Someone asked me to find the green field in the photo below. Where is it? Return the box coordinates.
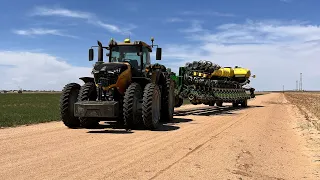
[0,91,268,128]
[0,93,61,127]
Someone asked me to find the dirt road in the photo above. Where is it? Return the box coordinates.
[1,93,319,180]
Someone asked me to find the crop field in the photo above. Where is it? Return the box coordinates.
[285,92,320,130]
[0,93,61,127]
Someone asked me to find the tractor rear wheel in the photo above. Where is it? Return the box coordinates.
[78,82,99,128]
[60,83,81,128]
[123,83,143,129]
[160,78,175,122]
[142,83,161,130]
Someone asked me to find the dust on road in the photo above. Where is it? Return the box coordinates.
[0,93,319,180]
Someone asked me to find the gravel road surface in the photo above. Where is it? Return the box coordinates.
[1,93,319,180]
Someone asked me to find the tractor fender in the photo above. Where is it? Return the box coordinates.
[79,77,95,83]
[151,70,167,86]
[131,77,151,89]
[151,70,161,84]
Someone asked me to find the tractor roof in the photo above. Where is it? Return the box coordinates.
[109,38,152,52]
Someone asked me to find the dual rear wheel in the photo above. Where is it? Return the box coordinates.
[59,82,100,129]
[123,79,175,130]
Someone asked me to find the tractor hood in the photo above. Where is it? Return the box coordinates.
[92,62,128,74]
[92,62,132,95]
[92,62,130,89]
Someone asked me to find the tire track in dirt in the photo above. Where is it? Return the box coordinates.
[148,113,249,180]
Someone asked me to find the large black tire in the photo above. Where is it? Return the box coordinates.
[78,82,99,128]
[240,99,248,107]
[216,101,223,107]
[160,78,175,122]
[123,83,143,129]
[174,97,183,107]
[142,83,161,130]
[60,83,81,128]
[209,101,215,106]
[232,101,239,107]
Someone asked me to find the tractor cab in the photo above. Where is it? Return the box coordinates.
[89,38,162,74]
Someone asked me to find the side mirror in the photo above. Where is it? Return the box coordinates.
[137,52,142,56]
[156,48,162,60]
[89,48,94,61]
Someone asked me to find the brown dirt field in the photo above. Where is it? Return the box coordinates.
[285,92,320,131]
[0,93,319,179]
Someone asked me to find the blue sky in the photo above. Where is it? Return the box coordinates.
[1,0,320,91]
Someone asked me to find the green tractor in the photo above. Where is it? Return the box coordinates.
[59,37,175,130]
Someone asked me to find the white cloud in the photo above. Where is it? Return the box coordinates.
[280,0,292,3]
[94,21,136,35]
[31,6,137,35]
[179,20,205,33]
[32,6,92,19]
[180,10,235,17]
[161,20,320,91]
[165,17,184,23]
[13,28,78,38]
[0,51,91,90]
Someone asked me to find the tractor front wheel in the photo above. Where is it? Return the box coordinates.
[123,83,143,129]
[142,83,161,130]
[78,82,99,128]
[60,83,81,128]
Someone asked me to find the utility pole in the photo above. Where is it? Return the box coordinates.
[296,80,298,91]
[283,85,284,93]
[301,73,303,91]
[299,73,302,91]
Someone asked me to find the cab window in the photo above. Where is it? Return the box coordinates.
[142,47,150,69]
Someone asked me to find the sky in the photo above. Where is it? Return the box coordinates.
[0,0,320,91]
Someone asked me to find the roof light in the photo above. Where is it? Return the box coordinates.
[124,38,130,43]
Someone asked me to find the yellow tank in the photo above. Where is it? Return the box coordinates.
[234,67,251,78]
[211,69,222,77]
[211,67,234,78]
[221,67,234,77]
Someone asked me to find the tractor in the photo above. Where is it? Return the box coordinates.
[59,37,175,130]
